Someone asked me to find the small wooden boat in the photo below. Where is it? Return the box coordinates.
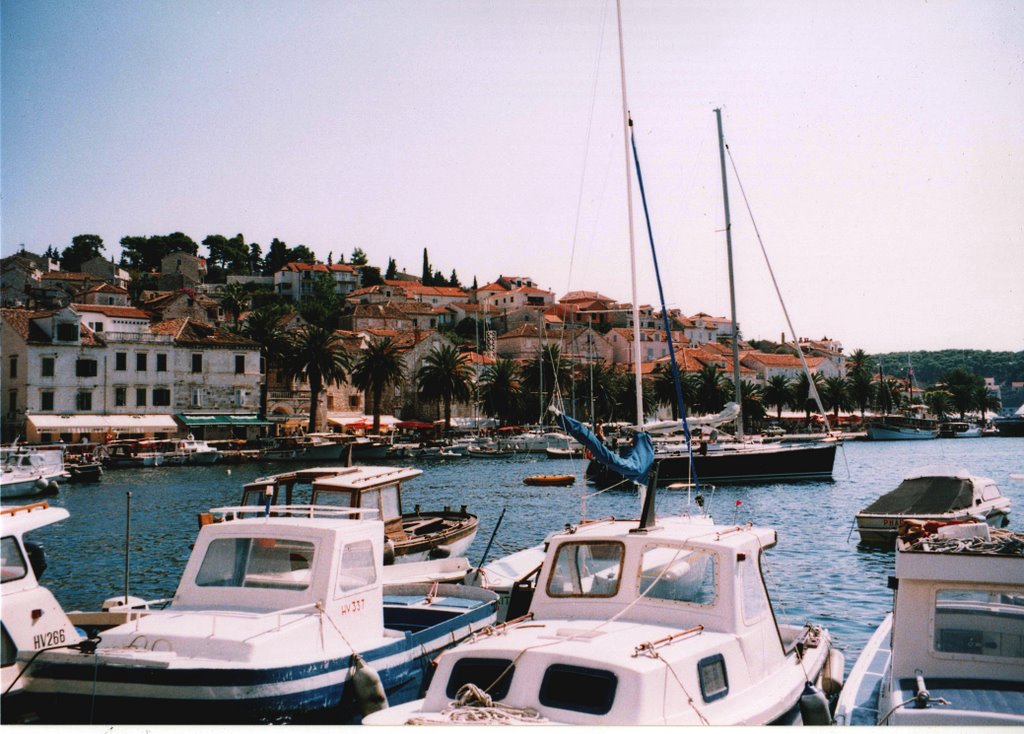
[466,446,513,458]
[523,474,575,486]
[237,466,479,563]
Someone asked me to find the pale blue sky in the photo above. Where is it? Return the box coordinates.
[3,1,1022,353]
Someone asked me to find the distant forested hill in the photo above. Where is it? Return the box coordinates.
[866,350,1024,386]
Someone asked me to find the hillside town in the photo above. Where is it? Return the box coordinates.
[0,244,1011,446]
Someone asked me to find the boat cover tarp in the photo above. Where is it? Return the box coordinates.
[551,409,653,484]
[860,476,975,515]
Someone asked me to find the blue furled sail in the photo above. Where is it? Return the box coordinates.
[551,408,653,484]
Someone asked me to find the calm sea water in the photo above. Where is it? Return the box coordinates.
[16,436,1024,674]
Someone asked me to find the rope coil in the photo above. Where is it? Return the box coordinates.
[407,683,548,725]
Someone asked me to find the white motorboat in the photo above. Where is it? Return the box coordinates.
[0,449,64,500]
[1,502,83,722]
[23,503,498,724]
[497,430,576,454]
[366,514,844,725]
[835,522,1024,726]
[938,421,983,438]
[854,466,1011,545]
[102,440,164,468]
[163,436,220,464]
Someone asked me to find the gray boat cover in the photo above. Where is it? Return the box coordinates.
[860,476,974,515]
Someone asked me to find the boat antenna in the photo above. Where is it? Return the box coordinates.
[123,491,132,606]
[715,109,745,439]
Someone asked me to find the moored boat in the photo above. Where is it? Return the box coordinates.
[259,434,346,462]
[866,414,939,440]
[366,514,844,725]
[834,522,1024,726]
[938,421,983,438]
[994,404,1024,437]
[854,465,1011,545]
[522,474,575,486]
[1,502,83,722]
[236,465,479,563]
[23,503,498,724]
[0,449,64,500]
[102,440,164,468]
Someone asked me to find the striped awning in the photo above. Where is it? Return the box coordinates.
[176,414,271,427]
[27,414,180,433]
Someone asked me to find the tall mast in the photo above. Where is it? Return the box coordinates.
[715,108,743,439]
[616,0,644,426]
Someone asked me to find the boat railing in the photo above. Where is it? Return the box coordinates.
[208,504,380,521]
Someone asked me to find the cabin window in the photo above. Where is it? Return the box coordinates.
[381,486,400,521]
[933,588,1024,660]
[0,537,28,584]
[336,539,376,594]
[739,551,769,623]
[195,537,314,590]
[362,488,382,518]
[446,658,515,701]
[638,545,716,606]
[546,541,624,598]
[538,664,617,715]
[697,654,729,702]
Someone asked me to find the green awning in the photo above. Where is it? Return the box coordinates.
[176,414,272,427]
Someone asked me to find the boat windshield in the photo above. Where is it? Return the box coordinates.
[0,537,28,583]
[547,541,624,598]
[638,545,716,605]
[934,588,1024,660]
[195,537,315,590]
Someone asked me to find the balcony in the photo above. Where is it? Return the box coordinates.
[102,331,175,344]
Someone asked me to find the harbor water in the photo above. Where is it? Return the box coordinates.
[16,436,1024,676]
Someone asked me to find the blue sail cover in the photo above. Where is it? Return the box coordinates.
[553,410,654,484]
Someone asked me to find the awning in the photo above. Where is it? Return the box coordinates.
[27,414,180,433]
[176,414,272,427]
[326,413,400,428]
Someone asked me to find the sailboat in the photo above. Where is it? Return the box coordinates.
[588,109,838,488]
[866,359,939,440]
[365,4,844,725]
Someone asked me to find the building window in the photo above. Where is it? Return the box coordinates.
[190,387,204,407]
[8,356,17,379]
[152,388,171,407]
[115,387,127,407]
[115,352,127,371]
[136,353,147,371]
[192,354,202,373]
[40,390,54,411]
[348,395,360,409]
[76,391,92,411]
[56,323,78,341]
[234,354,245,374]
[136,388,147,407]
[41,357,55,377]
[75,358,98,377]
[156,353,167,372]
[90,321,104,333]
[6,390,16,416]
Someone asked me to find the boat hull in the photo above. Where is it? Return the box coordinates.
[994,418,1024,437]
[0,475,58,500]
[586,441,837,486]
[866,425,938,440]
[24,595,496,725]
[855,507,1011,545]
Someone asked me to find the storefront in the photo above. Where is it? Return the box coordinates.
[175,414,272,442]
[26,414,181,444]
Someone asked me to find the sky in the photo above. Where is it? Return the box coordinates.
[3,0,1022,354]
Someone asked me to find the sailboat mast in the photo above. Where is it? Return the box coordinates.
[616,0,644,426]
[715,108,744,439]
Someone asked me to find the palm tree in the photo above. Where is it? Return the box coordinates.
[939,367,982,420]
[973,383,1001,424]
[821,376,852,419]
[793,372,826,422]
[694,364,730,415]
[416,344,475,432]
[848,369,874,418]
[241,305,291,421]
[925,388,953,420]
[578,362,622,424]
[763,375,793,421]
[651,363,698,421]
[220,282,250,325]
[846,348,870,378]
[284,325,352,433]
[478,358,523,427]
[735,380,767,433]
[351,337,405,433]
